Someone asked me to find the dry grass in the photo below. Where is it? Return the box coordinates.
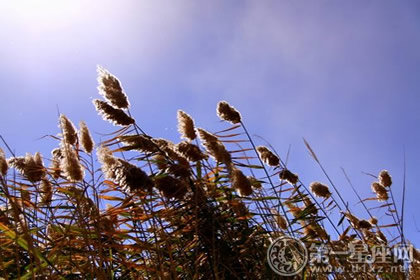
[0,67,417,279]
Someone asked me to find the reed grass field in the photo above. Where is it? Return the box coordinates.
[0,67,418,279]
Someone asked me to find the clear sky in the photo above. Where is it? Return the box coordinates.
[0,1,419,245]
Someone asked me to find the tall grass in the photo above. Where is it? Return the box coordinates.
[0,67,418,279]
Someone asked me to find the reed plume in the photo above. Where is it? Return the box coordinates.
[176,141,207,162]
[369,216,378,225]
[97,146,152,193]
[378,170,392,187]
[358,219,372,230]
[248,176,262,189]
[8,152,45,182]
[115,160,153,193]
[50,148,62,179]
[231,168,253,196]
[97,66,130,109]
[60,143,84,182]
[371,182,389,201]
[217,101,241,124]
[93,99,134,126]
[279,168,299,185]
[40,178,52,206]
[343,212,360,228]
[79,121,94,154]
[256,145,279,167]
[309,182,332,199]
[0,147,7,176]
[119,134,158,153]
[177,110,196,141]
[197,128,231,166]
[59,114,77,145]
[154,175,188,199]
[271,209,288,230]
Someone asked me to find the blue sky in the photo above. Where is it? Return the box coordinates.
[0,1,419,245]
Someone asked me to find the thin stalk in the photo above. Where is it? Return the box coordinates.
[240,121,294,237]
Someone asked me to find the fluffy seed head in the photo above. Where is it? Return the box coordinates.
[40,178,53,206]
[303,197,318,215]
[230,199,248,217]
[166,162,191,178]
[377,230,387,243]
[310,182,332,199]
[119,135,158,153]
[279,169,299,185]
[217,101,241,124]
[176,141,207,162]
[59,114,77,145]
[114,160,153,193]
[60,144,84,182]
[248,176,262,189]
[97,66,130,109]
[313,224,329,240]
[153,154,168,170]
[378,170,392,188]
[371,182,389,201]
[287,203,303,218]
[369,217,378,225]
[197,128,231,166]
[153,138,188,164]
[50,148,62,179]
[197,128,218,143]
[9,153,45,182]
[343,212,360,228]
[154,175,188,199]
[0,148,8,176]
[97,146,152,193]
[8,157,25,173]
[231,168,253,196]
[93,99,134,126]
[358,219,373,230]
[271,209,288,230]
[79,121,94,153]
[303,224,317,239]
[97,146,119,179]
[177,110,196,141]
[256,146,279,167]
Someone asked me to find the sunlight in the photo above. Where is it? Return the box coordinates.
[1,0,87,28]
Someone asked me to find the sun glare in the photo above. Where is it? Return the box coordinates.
[1,0,86,27]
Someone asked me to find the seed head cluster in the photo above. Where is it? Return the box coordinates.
[256,146,279,167]
[371,182,389,201]
[93,99,134,126]
[197,128,231,167]
[176,141,207,162]
[231,168,253,196]
[50,148,62,179]
[97,146,152,193]
[177,110,196,141]
[378,170,392,188]
[97,66,130,109]
[0,148,7,176]
[59,114,78,146]
[279,169,299,185]
[8,152,45,183]
[79,121,94,154]
[310,182,331,199]
[217,101,241,124]
[119,135,158,153]
[60,144,84,182]
[154,175,188,199]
